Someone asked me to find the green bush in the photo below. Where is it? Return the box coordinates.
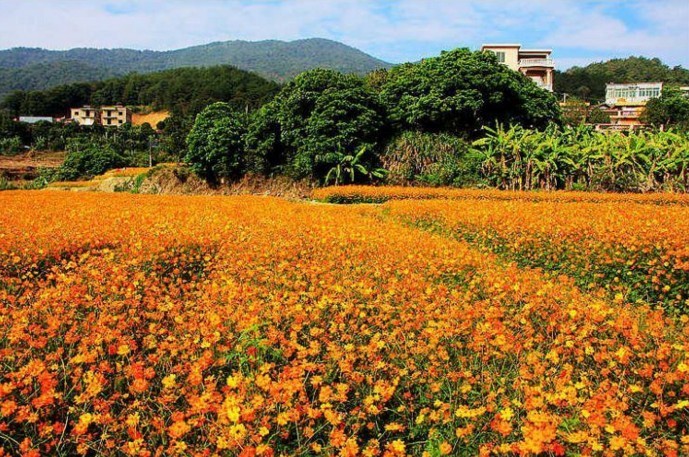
[381,132,483,187]
[0,136,22,155]
[58,145,128,181]
[0,175,18,191]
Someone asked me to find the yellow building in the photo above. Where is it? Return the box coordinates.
[70,105,132,127]
[481,44,555,91]
[100,105,132,127]
[70,106,99,126]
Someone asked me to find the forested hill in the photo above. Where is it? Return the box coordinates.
[1,65,280,118]
[554,56,689,101]
[0,39,391,99]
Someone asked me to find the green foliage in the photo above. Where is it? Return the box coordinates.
[0,109,30,145]
[0,39,391,99]
[642,87,689,129]
[156,111,194,161]
[246,69,387,181]
[185,102,247,183]
[324,147,387,185]
[586,107,611,124]
[0,175,18,191]
[113,173,147,194]
[471,124,689,192]
[381,131,483,187]
[40,124,160,180]
[58,144,127,181]
[0,136,22,155]
[560,98,589,126]
[554,57,689,101]
[2,66,279,118]
[244,103,285,175]
[380,48,561,136]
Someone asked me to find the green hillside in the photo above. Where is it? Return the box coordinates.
[1,65,280,117]
[554,56,689,101]
[0,39,391,99]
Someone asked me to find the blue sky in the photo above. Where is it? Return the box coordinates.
[1,0,688,69]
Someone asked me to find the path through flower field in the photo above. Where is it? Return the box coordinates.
[0,191,687,456]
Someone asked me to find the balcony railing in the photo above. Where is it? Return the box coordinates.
[519,58,554,68]
[610,112,642,119]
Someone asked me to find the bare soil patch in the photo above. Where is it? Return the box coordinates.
[0,151,65,179]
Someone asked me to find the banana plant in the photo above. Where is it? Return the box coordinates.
[324,147,387,185]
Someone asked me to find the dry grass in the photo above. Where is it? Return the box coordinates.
[131,111,170,127]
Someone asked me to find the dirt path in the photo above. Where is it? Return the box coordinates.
[0,151,65,179]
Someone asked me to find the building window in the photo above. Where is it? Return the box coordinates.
[494,51,506,63]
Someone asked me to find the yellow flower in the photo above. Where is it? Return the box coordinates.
[226,405,241,423]
[675,400,689,410]
[228,423,247,441]
[125,412,140,428]
[162,374,177,389]
[227,374,241,388]
[389,439,406,453]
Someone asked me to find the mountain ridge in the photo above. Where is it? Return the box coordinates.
[0,38,392,99]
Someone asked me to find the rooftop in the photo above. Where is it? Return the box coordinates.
[481,44,521,49]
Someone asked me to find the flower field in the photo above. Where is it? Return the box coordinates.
[312,185,689,205]
[385,198,689,313]
[0,190,688,456]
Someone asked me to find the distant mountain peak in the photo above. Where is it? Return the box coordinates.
[0,38,392,99]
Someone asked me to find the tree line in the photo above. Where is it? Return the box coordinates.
[0,65,280,118]
[3,48,689,194]
[186,48,560,184]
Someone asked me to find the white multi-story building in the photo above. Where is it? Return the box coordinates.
[605,82,662,106]
[481,44,555,91]
[602,82,663,128]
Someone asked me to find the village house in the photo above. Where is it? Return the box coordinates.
[100,105,132,127]
[598,82,663,130]
[70,106,100,126]
[481,44,555,91]
[70,105,131,127]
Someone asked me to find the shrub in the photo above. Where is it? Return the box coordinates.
[58,145,128,181]
[381,132,483,187]
[0,136,23,155]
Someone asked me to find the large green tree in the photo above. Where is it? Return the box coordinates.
[379,48,560,136]
[185,102,247,183]
[245,68,386,180]
[642,87,689,129]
